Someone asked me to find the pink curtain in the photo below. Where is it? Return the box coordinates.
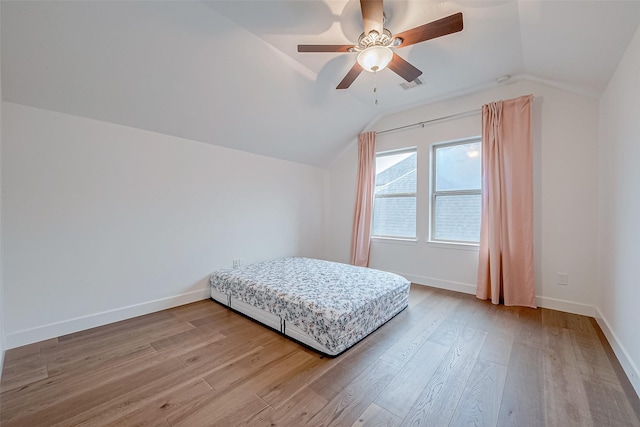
[350,131,376,267]
[476,95,536,307]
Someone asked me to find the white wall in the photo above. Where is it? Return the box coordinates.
[327,79,599,315]
[0,1,5,374]
[597,26,640,396]
[2,102,327,348]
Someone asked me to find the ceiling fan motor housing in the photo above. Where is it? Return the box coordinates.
[349,28,398,53]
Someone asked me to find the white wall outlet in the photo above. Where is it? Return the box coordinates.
[557,273,569,285]
[233,259,241,269]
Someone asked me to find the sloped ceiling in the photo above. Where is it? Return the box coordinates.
[2,1,640,167]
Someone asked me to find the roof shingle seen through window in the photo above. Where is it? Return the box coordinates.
[375,154,417,195]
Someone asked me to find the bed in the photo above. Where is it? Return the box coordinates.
[209,257,410,356]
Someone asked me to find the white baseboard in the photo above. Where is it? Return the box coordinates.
[535,296,596,317]
[0,346,4,381]
[5,289,211,349]
[394,271,477,295]
[400,272,597,317]
[594,308,640,399]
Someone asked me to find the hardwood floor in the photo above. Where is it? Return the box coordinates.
[1,285,639,426]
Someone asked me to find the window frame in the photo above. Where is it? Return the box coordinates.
[371,147,418,240]
[430,137,482,245]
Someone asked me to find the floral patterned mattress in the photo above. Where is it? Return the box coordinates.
[209,257,410,355]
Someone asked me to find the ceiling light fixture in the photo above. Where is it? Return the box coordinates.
[350,29,399,73]
[357,45,393,72]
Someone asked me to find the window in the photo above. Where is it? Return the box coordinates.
[372,149,417,239]
[431,138,482,243]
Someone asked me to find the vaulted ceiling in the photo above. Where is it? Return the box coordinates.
[2,1,640,167]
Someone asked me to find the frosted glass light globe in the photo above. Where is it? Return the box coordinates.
[357,46,393,72]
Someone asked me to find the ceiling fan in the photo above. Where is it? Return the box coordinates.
[297,0,463,89]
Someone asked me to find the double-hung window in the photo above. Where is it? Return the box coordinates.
[431,138,482,243]
[372,148,417,239]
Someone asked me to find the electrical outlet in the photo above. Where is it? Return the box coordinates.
[233,259,241,269]
[557,273,569,285]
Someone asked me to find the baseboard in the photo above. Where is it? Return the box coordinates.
[0,346,4,381]
[393,271,477,295]
[399,272,597,317]
[5,289,211,349]
[535,296,595,317]
[0,329,5,377]
[594,308,640,399]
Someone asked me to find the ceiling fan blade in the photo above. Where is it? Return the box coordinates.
[297,45,353,53]
[387,54,422,82]
[360,0,383,34]
[394,12,463,48]
[336,62,364,89]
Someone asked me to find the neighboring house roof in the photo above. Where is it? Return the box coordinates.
[376,155,417,195]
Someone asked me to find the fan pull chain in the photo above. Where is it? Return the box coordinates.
[373,69,378,105]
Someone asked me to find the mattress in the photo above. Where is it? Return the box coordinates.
[209,257,410,356]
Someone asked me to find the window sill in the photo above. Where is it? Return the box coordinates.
[427,240,480,251]
[371,237,418,246]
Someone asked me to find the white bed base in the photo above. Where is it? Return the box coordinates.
[211,288,337,356]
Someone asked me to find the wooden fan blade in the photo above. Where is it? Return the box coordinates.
[360,0,383,34]
[297,45,353,53]
[394,12,463,48]
[337,62,364,89]
[387,54,422,82]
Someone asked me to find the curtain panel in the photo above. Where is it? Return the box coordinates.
[476,95,536,307]
[350,131,376,267]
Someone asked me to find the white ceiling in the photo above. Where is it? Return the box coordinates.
[2,1,640,167]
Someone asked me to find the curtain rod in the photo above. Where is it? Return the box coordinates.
[376,108,481,136]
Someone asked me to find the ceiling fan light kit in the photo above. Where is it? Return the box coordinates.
[297,0,464,90]
[351,28,398,72]
[357,45,393,72]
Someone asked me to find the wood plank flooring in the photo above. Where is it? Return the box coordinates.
[1,285,639,426]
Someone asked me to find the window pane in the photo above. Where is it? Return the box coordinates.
[373,196,416,238]
[435,142,481,191]
[375,151,417,195]
[373,150,417,239]
[433,194,481,242]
